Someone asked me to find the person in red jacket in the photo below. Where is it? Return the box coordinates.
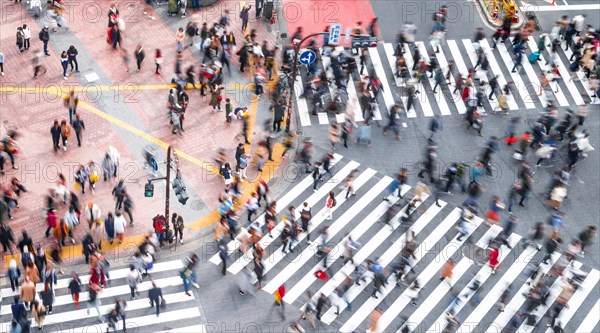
[44,209,57,237]
[488,243,500,274]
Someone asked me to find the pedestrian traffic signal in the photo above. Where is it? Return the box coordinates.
[351,34,378,49]
[144,182,154,197]
[172,176,189,205]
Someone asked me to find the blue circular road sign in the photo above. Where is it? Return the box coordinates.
[299,50,317,65]
[149,156,158,172]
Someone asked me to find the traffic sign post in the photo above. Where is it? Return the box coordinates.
[344,27,351,44]
[299,50,316,65]
[329,23,342,45]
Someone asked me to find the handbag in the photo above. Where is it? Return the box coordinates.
[161,299,167,308]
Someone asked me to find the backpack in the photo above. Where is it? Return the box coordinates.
[332,198,337,207]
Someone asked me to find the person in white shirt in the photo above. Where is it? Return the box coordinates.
[572,14,585,35]
[113,211,127,244]
[246,192,259,222]
[84,202,101,229]
[22,24,31,50]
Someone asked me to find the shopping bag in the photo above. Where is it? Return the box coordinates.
[314,269,329,281]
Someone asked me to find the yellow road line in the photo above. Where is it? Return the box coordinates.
[4,235,147,267]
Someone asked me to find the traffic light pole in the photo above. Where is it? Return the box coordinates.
[145,145,173,231]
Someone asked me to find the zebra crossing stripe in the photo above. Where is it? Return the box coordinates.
[543,40,586,105]
[345,74,365,122]
[456,234,535,333]
[377,214,485,332]
[462,39,490,86]
[322,203,452,326]
[69,307,201,332]
[433,42,467,114]
[515,37,551,108]
[1,259,185,297]
[262,172,389,294]
[284,186,414,304]
[339,204,460,332]
[226,159,359,274]
[417,41,451,116]
[1,276,183,316]
[562,35,598,101]
[209,154,343,265]
[295,75,312,126]
[515,262,584,332]
[401,44,435,118]
[542,269,599,333]
[526,37,571,107]
[42,292,195,326]
[282,185,411,304]
[368,47,395,116]
[477,40,520,110]
[390,215,488,331]
[382,43,416,118]
[486,250,563,331]
[576,299,600,333]
[495,42,538,109]
[427,230,518,333]
[318,112,329,125]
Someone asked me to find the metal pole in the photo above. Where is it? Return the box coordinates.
[284,32,359,133]
[165,145,171,229]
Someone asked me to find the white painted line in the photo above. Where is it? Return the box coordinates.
[562,36,598,102]
[428,230,519,333]
[322,203,453,326]
[402,122,407,127]
[495,42,538,109]
[383,43,416,118]
[368,47,394,116]
[433,41,467,114]
[461,39,490,86]
[262,171,388,294]
[295,74,312,127]
[486,251,562,332]
[285,186,414,304]
[402,44,434,118]
[209,154,343,265]
[70,307,201,332]
[526,36,570,107]
[532,4,600,11]
[85,72,99,83]
[225,159,359,274]
[340,204,460,332]
[42,292,195,326]
[1,259,184,298]
[317,112,329,125]
[456,235,535,333]
[542,40,586,105]
[417,41,452,116]
[576,299,600,333]
[345,75,365,122]
[542,269,599,333]
[2,277,183,315]
[335,113,346,123]
[516,262,583,331]
[478,39,520,110]
[379,217,487,332]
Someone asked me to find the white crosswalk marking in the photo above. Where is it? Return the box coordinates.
[433,41,467,114]
[477,39,520,110]
[200,155,595,332]
[317,112,329,124]
[462,39,490,85]
[576,299,600,333]
[543,269,599,333]
[209,154,343,265]
[295,72,312,126]
[262,171,388,294]
[226,160,359,274]
[368,47,394,116]
[345,74,365,122]
[543,41,586,105]
[382,43,416,118]
[526,36,571,107]
[486,251,562,332]
[428,230,519,333]
[562,36,598,102]
[417,41,452,116]
[321,200,449,325]
[495,42,538,109]
[402,44,435,117]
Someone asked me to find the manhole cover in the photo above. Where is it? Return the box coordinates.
[189,199,205,211]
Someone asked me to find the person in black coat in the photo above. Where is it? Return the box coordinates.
[148,281,164,316]
[50,120,61,152]
[272,99,285,132]
[134,45,145,72]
